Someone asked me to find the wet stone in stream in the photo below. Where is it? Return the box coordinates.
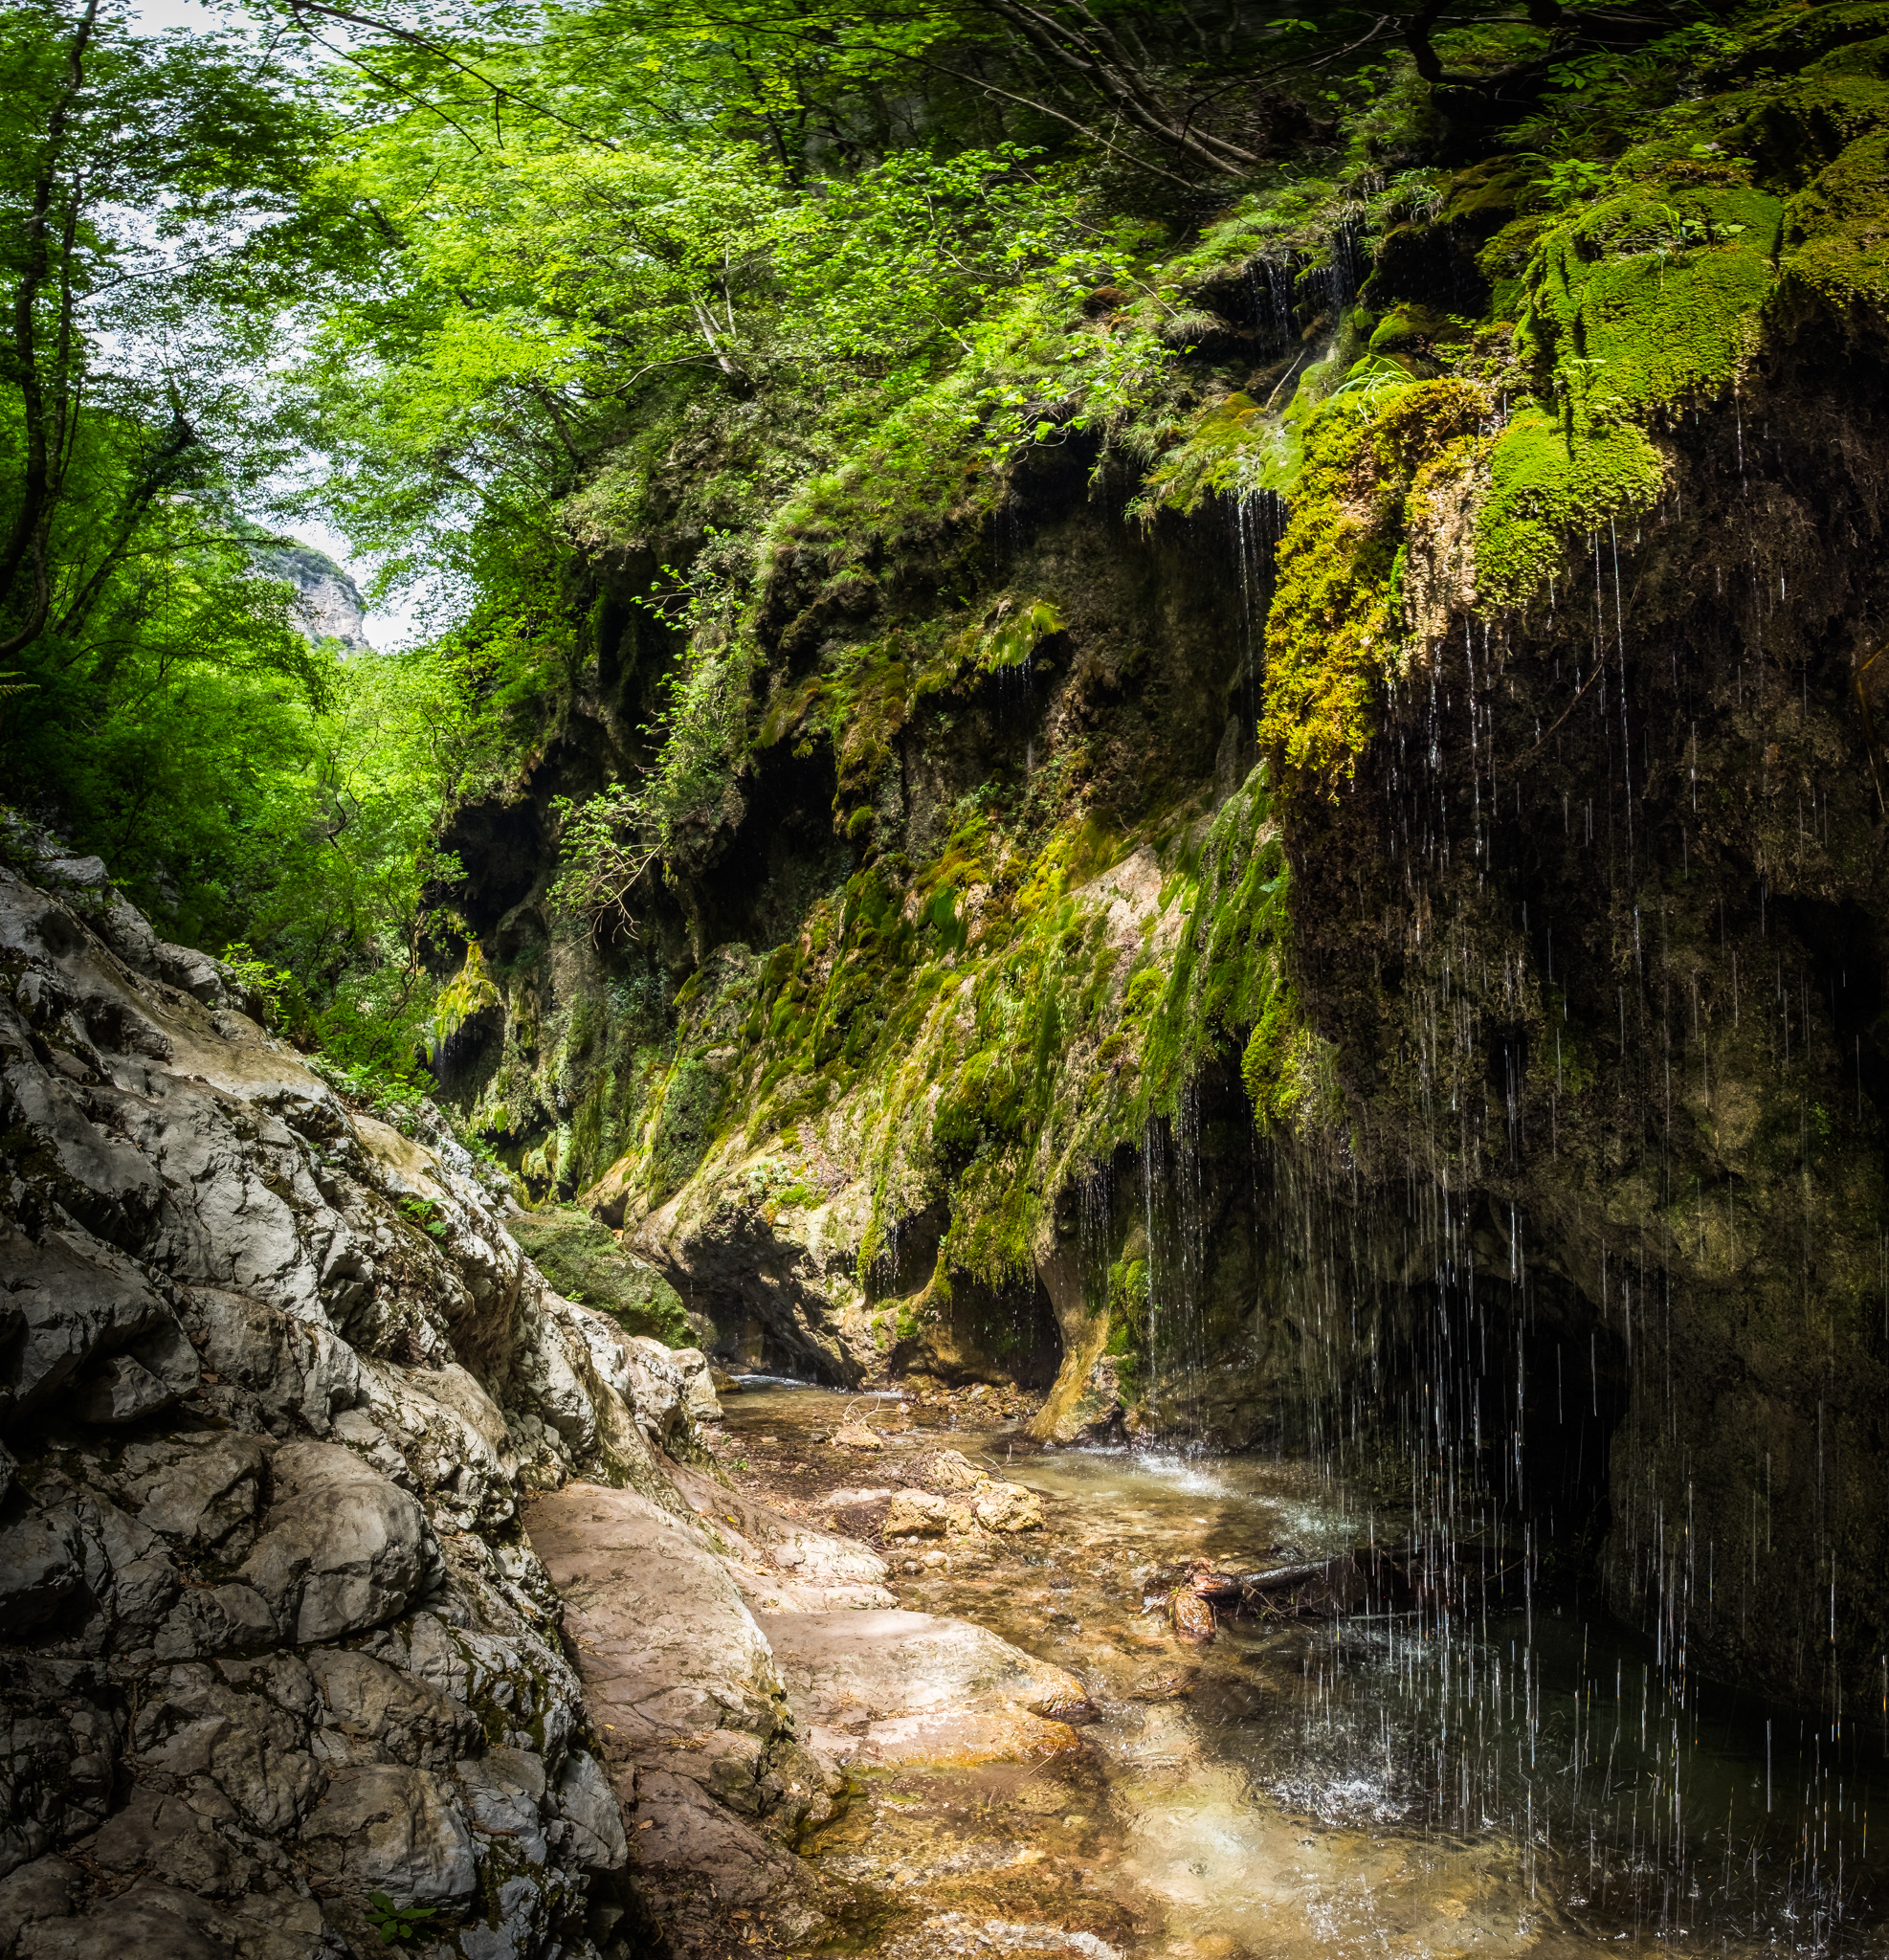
[712,1383,1889,1960]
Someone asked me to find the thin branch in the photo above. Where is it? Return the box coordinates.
[281,0,619,148]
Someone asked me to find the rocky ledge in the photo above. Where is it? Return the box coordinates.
[0,858,1091,1960]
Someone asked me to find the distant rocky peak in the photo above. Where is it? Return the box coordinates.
[246,532,373,657]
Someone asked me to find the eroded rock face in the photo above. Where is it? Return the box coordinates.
[0,863,710,1958]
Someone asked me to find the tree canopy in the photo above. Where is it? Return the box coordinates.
[0,0,1757,1102]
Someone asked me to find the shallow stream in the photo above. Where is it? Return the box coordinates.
[719,1385,1888,1960]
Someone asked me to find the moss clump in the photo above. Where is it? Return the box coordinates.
[1259,379,1491,784]
[1239,977,1335,1133]
[1780,127,1889,307]
[1367,303,1469,356]
[976,597,1064,674]
[430,943,498,1049]
[1475,409,1666,610]
[1521,177,1783,417]
[508,1205,693,1345]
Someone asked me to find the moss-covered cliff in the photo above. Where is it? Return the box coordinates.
[427,1,1889,1711]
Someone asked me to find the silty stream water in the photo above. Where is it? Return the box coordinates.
[717,1384,1888,1960]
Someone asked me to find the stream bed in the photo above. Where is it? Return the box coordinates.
[716,1384,1888,1960]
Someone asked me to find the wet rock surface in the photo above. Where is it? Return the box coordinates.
[0,866,693,1957]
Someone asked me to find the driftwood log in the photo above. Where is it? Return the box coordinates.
[1167,1549,1407,1640]
[1166,1541,1529,1640]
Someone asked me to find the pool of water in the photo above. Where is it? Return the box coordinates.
[718,1384,1889,1959]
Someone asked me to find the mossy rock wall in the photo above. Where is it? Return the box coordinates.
[1285,336,1889,1708]
[426,3,1889,1710]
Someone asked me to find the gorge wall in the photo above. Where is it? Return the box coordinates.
[423,1,1889,1726]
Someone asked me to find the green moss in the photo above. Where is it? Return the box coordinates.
[1476,410,1666,610]
[1780,127,1889,307]
[646,1055,726,1201]
[508,1205,693,1345]
[1367,304,1468,355]
[977,598,1064,673]
[1259,380,1490,783]
[1521,178,1784,418]
[1140,390,1270,511]
[429,942,497,1049]
[1545,992,1599,1099]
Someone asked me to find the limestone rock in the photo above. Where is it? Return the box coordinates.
[882,1489,965,1539]
[525,1483,821,1943]
[526,1481,788,1747]
[829,1423,883,1452]
[181,1290,362,1439]
[0,860,715,1956]
[122,1436,269,1559]
[152,1583,277,1661]
[0,1856,79,1949]
[551,1749,627,1870]
[239,1441,436,1643]
[0,1227,171,1420]
[91,1785,252,1898]
[971,1481,1043,1532]
[71,1351,172,1425]
[0,1659,123,1878]
[757,1610,1089,1767]
[917,1447,988,1493]
[363,1362,518,1530]
[305,1648,479,1770]
[672,1347,722,1424]
[666,1459,888,1589]
[299,1763,477,1906]
[14,1877,326,1960]
[0,1513,88,1635]
[129,1664,319,1836]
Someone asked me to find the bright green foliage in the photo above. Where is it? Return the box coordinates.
[366,1891,435,1948]
[978,600,1065,675]
[431,944,500,1049]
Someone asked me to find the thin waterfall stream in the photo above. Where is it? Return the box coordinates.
[716,1384,1889,1960]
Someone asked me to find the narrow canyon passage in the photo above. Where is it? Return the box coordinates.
[11,2,1889,1957]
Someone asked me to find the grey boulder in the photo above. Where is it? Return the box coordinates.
[240,1441,435,1643]
[123,1435,268,1560]
[298,1763,477,1906]
[0,1228,171,1420]
[305,1647,479,1769]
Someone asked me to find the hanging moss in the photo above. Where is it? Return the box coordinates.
[1259,380,1490,785]
[430,942,498,1048]
[1476,410,1666,611]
